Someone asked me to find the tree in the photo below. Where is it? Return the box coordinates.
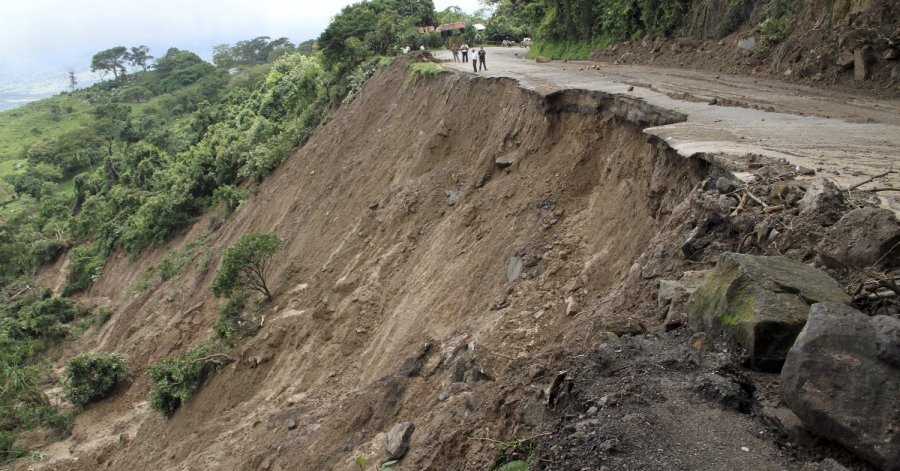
[128,45,154,71]
[90,47,129,79]
[67,70,77,91]
[211,231,283,300]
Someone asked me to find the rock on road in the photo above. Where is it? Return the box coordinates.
[437,47,900,211]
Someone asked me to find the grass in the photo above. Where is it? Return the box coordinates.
[407,62,448,77]
[0,94,90,163]
[405,62,451,86]
[526,38,617,60]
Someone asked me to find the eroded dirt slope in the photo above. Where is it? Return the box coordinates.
[13,58,717,470]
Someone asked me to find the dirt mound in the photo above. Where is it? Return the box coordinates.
[592,0,899,97]
[14,57,893,471]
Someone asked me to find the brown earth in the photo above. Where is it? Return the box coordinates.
[9,54,896,471]
[591,0,900,97]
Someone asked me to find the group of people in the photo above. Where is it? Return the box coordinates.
[450,44,487,72]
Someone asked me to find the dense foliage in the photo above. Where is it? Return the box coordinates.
[63,352,131,409]
[489,0,780,59]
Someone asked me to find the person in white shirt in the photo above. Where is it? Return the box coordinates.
[460,43,469,63]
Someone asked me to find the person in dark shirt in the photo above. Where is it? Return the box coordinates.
[478,47,487,71]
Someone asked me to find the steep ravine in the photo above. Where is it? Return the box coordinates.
[25,59,715,470]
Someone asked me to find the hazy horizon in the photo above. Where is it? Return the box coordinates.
[0,0,483,110]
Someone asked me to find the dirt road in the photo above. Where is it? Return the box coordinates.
[438,47,900,210]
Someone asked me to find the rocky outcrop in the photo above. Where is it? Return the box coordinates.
[817,207,900,268]
[687,252,850,371]
[781,303,899,471]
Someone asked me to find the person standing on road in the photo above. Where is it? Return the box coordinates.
[451,46,459,62]
[472,49,478,72]
[460,43,469,63]
[478,47,487,71]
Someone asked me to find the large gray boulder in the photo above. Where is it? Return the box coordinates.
[817,207,900,268]
[782,303,899,471]
[384,421,414,462]
[687,252,850,371]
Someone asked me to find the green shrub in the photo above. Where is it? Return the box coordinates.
[63,352,130,408]
[527,38,616,60]
[63,244,104,296]
[16,297,81,339]
[213,292,253,347]
[147,344,218,417]
[758,16,790,54]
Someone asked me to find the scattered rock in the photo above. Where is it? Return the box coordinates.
[687,252,851,371]
[384,422,415,461]
[286,418,298,430]
[565,296,580,316]
[718,195,737,212]
[817,207,900,268]
[770,180,807,206]
[664,292,688,331]
[797,178,843,216]
[885,48,898,60]
[535,56,551,63]
[598,438,619,453]
[657,279,684,307]
[795,165,816,176]
[818,458,851,471]
[288,283,309,295]
[522,398,546,426]
[507,256,524,282]
[853,47,871,81]
[715,177,738,194]
[694,371,753,412]
[495,154,516,168]
[737,37,757,51]
[760,406,818,447]
[445,190,460,206]
[836,48,855,68]
[689,332,712,351]
[782,303,899,471]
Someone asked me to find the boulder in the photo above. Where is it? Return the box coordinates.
[687,252,850,371]
[782,303,899,471]
[797,178,843,215]
[854,47,871,81]
[737,37,757,51]
[817,207,900,268]
[384,421,415,461]
[836,48,855,68]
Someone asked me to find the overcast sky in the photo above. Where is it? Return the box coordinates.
[0,0,483,79]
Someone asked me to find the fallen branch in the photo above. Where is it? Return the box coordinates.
[745,189,768,208]
[870,187,900,193]
[848,162,896,191]
[730,193,749,217]
[193,353,234,365]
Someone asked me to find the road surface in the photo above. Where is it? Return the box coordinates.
[436,47,900,210]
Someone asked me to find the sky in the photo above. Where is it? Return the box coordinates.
[0,0,484,80]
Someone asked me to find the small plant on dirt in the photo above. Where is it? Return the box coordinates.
[406,62,449,86]
[63,352,131,408]
[147,344,231,417]
[351,456,397,470]
[212,292,254,347]
[211,231,283,301]
[757,16,790,55]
